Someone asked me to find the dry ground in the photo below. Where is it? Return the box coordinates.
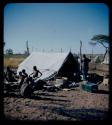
[3,55,109,121]
[4,82,109,121]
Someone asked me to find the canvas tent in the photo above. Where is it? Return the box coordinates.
[102,51,109,64]
[91,56,101,63]
[17,52,79,81]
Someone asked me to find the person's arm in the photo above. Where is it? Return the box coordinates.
[29,72,33,77]
[88,58,91,62]
[13,71,17,75]
[26,73,28,78]
[38,70,42,77]
[13,71,18,78]
[11,71,18,80]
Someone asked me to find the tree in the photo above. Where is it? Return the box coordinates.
[6,49,13,55]
[90,34,109,61]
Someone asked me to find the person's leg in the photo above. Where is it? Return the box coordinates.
[83,69,86,81]
[85,70,88,80]
[83,68,88,81]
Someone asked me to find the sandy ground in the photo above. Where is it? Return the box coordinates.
[4,82,109,121]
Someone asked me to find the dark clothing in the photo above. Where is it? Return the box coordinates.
[5,69,16,82]
[18,75,24,88]
[82,68,88,80]
[21,72,28,85]
[82,58,91,70]
[82,57,91,80]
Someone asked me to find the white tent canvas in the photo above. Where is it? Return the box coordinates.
[102,51,109,64]
[17,52,79,81]
[91,56,100,63]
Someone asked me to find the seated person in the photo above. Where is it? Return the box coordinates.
[30,66,42,80]
[18,73,32,87]
[21,69,28,77]
[21,69,28,83]
[5,66,17,82]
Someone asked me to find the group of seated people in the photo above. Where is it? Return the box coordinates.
[4,66,42,88]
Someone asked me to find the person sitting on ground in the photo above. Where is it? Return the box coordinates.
[22,69,28,78]
[21,69,28,83]
[5,66,17,82]
[81,54,91,81]
[30,66,42,81]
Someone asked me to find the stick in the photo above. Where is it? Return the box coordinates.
[80,40,82,73]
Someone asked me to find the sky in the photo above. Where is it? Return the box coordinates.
[4,3,109,54]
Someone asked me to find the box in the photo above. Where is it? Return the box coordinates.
[81,82,98,92]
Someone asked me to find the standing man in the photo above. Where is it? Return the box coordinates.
[82,54,91,81]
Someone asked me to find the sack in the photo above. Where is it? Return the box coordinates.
[20,83,32,97]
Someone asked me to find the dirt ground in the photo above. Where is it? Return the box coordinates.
[4,82,109,121]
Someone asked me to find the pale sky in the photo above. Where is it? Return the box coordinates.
[4,3,109,54]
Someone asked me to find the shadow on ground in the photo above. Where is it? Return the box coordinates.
[4,92,70,102]
[94,90,109,94]
[39,105,108,120]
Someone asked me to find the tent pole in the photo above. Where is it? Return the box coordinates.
[80,40,82,73]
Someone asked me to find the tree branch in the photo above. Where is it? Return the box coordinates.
[98,40,108,49]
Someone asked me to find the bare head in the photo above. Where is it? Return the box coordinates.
[83,54,86,58]
[7,66,10,71]
[33,66,37,70]
[19,71,22,75]
[22,69,26,73]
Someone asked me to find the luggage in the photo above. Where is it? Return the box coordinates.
[81,82,98,92]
